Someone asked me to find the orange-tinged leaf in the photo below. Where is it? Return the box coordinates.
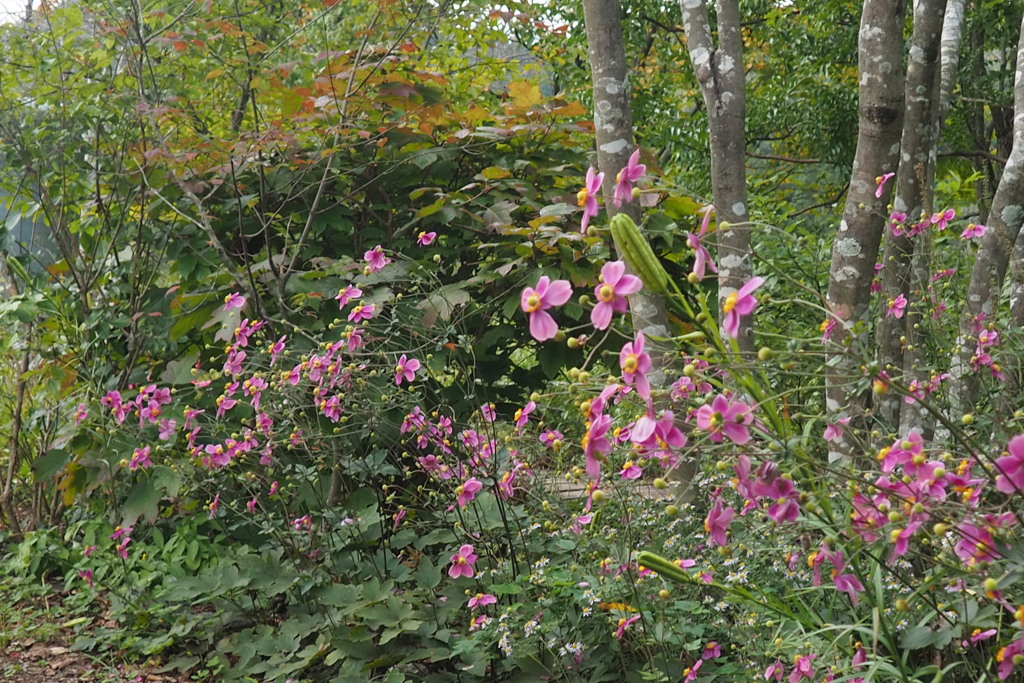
[205,69,225,81]
[172,40,188,51]
[323,0,339,6]
[551,101,587,118]
[508,80,542,109]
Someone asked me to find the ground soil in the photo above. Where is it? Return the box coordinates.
[0,589,180,683]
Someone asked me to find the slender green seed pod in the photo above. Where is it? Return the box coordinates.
[609,214,670,294]
[636,551,692,586]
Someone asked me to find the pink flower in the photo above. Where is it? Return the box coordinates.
[820,317,837,341]
[456,477,483,507]
[619,331,652,400]
[269,335,287,365]
[930,208,955,230]
[823,417,850,442]
[364,245,392,272]
[347,327,364,351]
[789,654,816,683]
[520,275,573,341]
[995,434,1024,494]
[514,401,536,430]
[417,231,437,246]
[874,172,895,198]
[886,293,907,318]
[224,349,246,375]
[336,285,362,308]
[129,446,152,470]
[613,148,646,207]
[722,276,764,339]
[73,403,88,425]
[961,223,986,239]
[78,569,94,587]
[704,497,734,546]
[613,614,640,639]
[468,593,496,610]
[687,205,718,281]
[765,660,785,681]
[583,414,613,480]
[997,636,1024,679]
[702,641,721,659]
[683,660,703,682]
[395,354,421,385]
[223,292,246,311]
[619,460,642,480]
[539,429,563,448]
[592,260,642,330]
[695,394,754,445]
[157,419,177,440]
[448,543,477,579]
[577,167,604,233]
[348,303,376,322]
[631,410,687,453]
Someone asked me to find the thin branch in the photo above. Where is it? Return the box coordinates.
[937,149,1008,165]
[787,183,849,218]
[746,151,822,164]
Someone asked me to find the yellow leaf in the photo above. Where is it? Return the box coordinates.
[551,101,587,118]
[508,80,543,109]
[205,69,225,81]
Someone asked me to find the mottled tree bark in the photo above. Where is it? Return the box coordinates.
[824,0,907,461]
[678,0,752,354]
[582,0,695,497]
[581,0,671,358]
[955,15,1024,415]
[875,0,947,433]
[988,16,1024,419]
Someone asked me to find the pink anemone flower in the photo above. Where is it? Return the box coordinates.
[577,167,605,234]
[521,276,573,341]
[722,276,764,338]
[613,148,646,207]
[619,331,652,400]
[591,260,642,329]
[448,544,477,578]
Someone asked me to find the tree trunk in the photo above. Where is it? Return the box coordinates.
[956,14,1024,416]
[875,0,948,433]
[679,0,752,353]
[582,0,695,497]
[824,0,907,461]
[989,16,1024,420]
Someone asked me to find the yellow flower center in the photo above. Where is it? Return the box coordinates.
[623,354,639,374]
[524,294,542,313]
[577,188,589,207]
[598,284,615,302]
[723,291,739,314]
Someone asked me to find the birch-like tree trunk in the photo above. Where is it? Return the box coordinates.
[581,0,671,357]
[678,0,752,353]
[824,0,907,460]
[956,14,1024,415]
[989,16,1024,419]
[582,0,694,500]
[874,0,948,433]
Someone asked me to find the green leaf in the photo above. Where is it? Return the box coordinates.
[33,448,72,481]
[414,557,441,590]
[900,626,936,650]
[122,477,161,525]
